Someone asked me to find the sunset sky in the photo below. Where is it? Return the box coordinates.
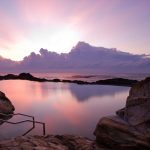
[0,0,150,61]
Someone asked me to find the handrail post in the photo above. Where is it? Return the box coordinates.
[43,123,46,135]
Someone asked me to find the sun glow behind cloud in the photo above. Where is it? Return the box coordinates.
[26,27,81,54]
[1,27,81,60]
[30,27,80,53]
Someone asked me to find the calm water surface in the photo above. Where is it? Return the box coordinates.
[0,80,129,140]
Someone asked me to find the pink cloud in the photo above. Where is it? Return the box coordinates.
[15,0,68,25]
[0,9,25,50]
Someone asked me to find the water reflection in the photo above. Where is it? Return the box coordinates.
[70,84,128,102]
[0,80,129,140]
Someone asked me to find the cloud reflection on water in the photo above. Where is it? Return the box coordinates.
[0,80,129,139]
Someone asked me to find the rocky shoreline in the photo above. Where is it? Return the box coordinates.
[0,73,137,87]
[0,77,150,149]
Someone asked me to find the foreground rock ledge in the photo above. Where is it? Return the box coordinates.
[0,135,95,150]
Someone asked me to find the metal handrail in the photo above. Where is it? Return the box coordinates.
[0,112,35,121]
[0,112,46,136]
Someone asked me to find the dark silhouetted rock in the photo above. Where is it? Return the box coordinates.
[72,80,89,85]
[0,91,14,114]
[0,72,138,86]
[18,73,48,82]
[94,116,150,150]
[51,79,61,82]
[18,73,34,80]
[116,108,125,119]
[0,91,15,125]
[95,78,137,87]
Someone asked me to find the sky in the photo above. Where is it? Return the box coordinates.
[0,0,150,61]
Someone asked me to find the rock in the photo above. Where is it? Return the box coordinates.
[116,108,125,119]
[0,91,15,124]
[94,116,150,150]
[0,91,15,114]
[18,73,34,79]
[94,77,150,149]
[127,77,150,100]
[95,78,137,87]
[0,135,95,150]
[125,98,150,126]
[3,74,17,80]
[117,77,150,134]
[0,72,138,86]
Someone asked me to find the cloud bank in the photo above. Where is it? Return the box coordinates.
[0,42,150,73]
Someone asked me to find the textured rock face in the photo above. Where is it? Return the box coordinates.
[124,77,150,134]
[0,91,15,114]
[127,77,150,100]
[94,116,150,150]
[0,135,95,150]
[125,98,150,126]
[116,77,150,133]
[94,77,150,150]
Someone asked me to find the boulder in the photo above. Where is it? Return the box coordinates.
[94,116,150,150]
[94,77,150,149]
[0,91,15,114]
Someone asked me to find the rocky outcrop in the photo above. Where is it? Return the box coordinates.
[117,77,150,134]
[125,77,150,127]
[95,78,137,87]
[0,91,14,114]
[94,77,150,150]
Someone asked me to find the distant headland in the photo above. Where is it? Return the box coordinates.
[0,72,138,87]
